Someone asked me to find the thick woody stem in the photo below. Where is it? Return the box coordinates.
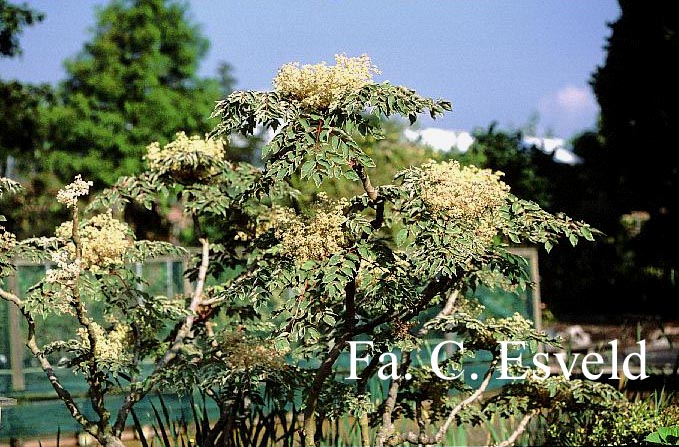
[302,342,346,447]
[302,274,358,446]
[352,162,385,229]
[353,163,378,201]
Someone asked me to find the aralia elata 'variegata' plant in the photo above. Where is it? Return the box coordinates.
[1,55,609,447]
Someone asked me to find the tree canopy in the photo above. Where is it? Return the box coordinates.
[0,0,43,57]
[590,0,679,312]
[44,0,221,186]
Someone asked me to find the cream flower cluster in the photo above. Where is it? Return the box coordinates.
[273,54,380,109]
[77,322,130,364]
[0,228,16,251]
[56,175,94,209]
[419,160,510,244]
[57,211,132,272]
[145,131,226,177]
[274,193,348,263]
[45,250,81,285]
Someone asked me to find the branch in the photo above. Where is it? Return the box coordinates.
[355,277,454,336]
[374,289,460,447]
[432,358,498,443]
[113,237,211,433]
[0,287,23,308]
[494,410,537,447]
[352,162,385,229]
[68,207,110,430]
[302,340,347,447]
[301,264,361,446]
[1,287,98,435]
[374,353,413,447]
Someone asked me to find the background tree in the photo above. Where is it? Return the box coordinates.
[0,0,43,57]
[44,0,221,187]
[590,0,679,313]
[0,2,63,238]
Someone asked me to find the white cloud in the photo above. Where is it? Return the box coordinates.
[538,85,599,137]
[404,127,457,152]
[556,85,593,110]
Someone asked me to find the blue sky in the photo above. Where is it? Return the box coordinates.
[0,1,621,139]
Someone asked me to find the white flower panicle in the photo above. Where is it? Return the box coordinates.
[77,322,130,364]
[56,175,94,208]
[273,54,380,109]
[270,193,349,263]
[419,160,510,244]
[419,161,510,219]
[56,211,132,272]
[45,250,81,285]
[145,131,226,178]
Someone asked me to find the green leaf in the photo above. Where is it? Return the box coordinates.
[568,234,578,247]
[307,327,320,340]
[396,228,408,246]
[344,170,360,182]
[300,260,316,270]
[580,226,594,241]
[544,241,553,253]
[274,338,290,352]
[322,314,336,326]
[300,160,316,179]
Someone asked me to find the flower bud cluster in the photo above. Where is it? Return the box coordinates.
[56,175,94,208]
[273,54,380,109]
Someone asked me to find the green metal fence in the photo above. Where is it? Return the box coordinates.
[0,248,541,441]
[1,257,191,393]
